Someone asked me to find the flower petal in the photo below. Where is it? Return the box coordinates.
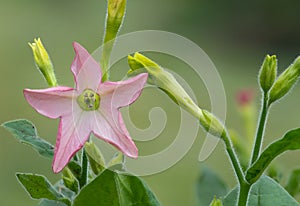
[52,108,92,173]
[92,110,138,158]
[71,42,91,76]
[99,73,148,108]
[71,42,102,92]
[23,86,75,119]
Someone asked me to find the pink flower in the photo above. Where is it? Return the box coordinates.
[24,43,148,173]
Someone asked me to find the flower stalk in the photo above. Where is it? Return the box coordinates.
[250,93,269,164]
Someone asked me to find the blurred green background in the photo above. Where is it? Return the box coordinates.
[1,0,300,205]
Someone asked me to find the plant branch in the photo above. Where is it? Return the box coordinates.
[250,93,269,165]
[222,132,245,185]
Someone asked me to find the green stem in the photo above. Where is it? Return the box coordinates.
[237,181,251,206]
[222,133,245,185]
[250,93,269,164]
[222,132,252,205]
[79,148,89,188]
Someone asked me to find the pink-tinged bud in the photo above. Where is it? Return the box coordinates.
[236,89,255,107]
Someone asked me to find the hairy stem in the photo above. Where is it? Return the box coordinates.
[250,93,269,164]
[222,133,245,185]
[222,132,252,205]
[79,148,89,188]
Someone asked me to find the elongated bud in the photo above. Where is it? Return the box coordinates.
[128,53,202,119]
[101,0,127,81]
[259,55,277,93]
[128,53,227,139]
[84,142,105,175]
[106,0,126,40]
[269,56,300,104]
[62,168,79,193]
[29,38,57,87]
[199,110,226,138]
[108,0,126,22]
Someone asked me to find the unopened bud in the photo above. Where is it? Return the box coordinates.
[101,0,127,81]
[62,168,79,193]
[209,196,223,206]
[199,110,226,138]
[128,52,202,119]
[84,142,105,175]
[259,55,277,93]
[269,56,300,104]
[29,38,57,87]
[108,0,126,22]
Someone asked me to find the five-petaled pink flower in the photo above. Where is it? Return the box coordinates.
[24,43,148,173]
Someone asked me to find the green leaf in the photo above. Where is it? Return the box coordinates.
[223,176,299,206]
[285,168,300,197]
[73,169,161,206]
[197,167,228,206]
[2,119,54,159]
[84,142,106,175]
[16,173,70,206]
[246,128,300,183]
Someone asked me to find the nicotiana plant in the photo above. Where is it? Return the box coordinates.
[2,0,300,206]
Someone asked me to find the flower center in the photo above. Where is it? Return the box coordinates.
[77,89,100,111]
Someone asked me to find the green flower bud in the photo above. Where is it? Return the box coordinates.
[259,55,277,93]
[199,110,226,138]
[128,53,202,119]
[84,142,105,175]
[29,38,57,87]
[128,53,228,139]
[62,167,79,193]
[101,0,127,81]
[269,56,300,104]
[209,196,223,206]
[108,0,126,22]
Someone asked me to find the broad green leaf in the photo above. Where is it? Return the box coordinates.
[2,119,54,159]
[246,128,300,183]
[73,169,161,206]
[84,142,105,175]
[16,173,70,206]
[285,168,300,197]
[197,167,228,206]
[223,176,299,206]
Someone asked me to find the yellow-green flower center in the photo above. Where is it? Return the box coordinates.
[77,89,100,111]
